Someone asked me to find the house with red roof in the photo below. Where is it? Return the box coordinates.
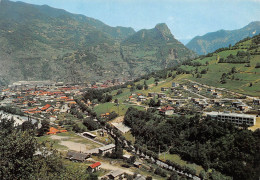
[41,104,52,111]
[47,127,67,135]
[87,162,101,173]
[159,105,174,116]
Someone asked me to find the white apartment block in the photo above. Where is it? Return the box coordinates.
[206,111,256,126]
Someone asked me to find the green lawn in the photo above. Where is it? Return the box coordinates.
[94,102,145,116]
[62,159,109,178]
[178,54,260,97]
[123,131,135,143]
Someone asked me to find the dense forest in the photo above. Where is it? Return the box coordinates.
[124,107,260,180]
[0,118,98,180]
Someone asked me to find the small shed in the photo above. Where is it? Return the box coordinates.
[67,151,89,162]
[107,170,125,180]
[87,162,101,173]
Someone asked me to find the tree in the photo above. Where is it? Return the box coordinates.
[0,118,64,179]
[116,90,123,95]
[146,176,153,180]
[149,99,156,107]
[231,67,237,74]
[21,120,35,132]
[38,119,50,136]
[199,170,207,180]
[144,81,148,90]
[201,69,207,74]
[255,62,260,68]
[127,156,136,164]
[87,173,98,180]
[112,139,123,159]
[156,100,161,107]
[168,171,178,180]
[136,84,143,90]
[130,85,135,92]
[220,73,227,84]
[72,123,82,133]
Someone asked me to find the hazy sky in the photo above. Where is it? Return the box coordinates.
[11,0,260,44]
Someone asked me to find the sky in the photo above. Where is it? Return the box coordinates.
[10,0,260,44]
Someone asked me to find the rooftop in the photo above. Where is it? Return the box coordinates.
[99,144,115,151]
[206,111,256,118]
[89,162,101,169]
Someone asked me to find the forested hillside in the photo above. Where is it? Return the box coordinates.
[0,0,196,85]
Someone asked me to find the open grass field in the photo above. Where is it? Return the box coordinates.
[94,102,145,116]
[37,131,102,152]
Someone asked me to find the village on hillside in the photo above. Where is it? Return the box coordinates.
[1,76,260,179]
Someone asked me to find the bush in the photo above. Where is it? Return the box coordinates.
[255,62,260,68]
[116,90,123,95]
[154,167,167,177]
[83,118,99,131]
[121,164,130,168]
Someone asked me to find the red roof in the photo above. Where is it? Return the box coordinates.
[47,127,67,135]
[160,105,174,112]
[89,162,101,169]
[41,104,51,111]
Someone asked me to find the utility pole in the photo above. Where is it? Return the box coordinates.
[117,102,119,115]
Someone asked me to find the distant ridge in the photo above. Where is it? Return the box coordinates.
[186,21,260,55]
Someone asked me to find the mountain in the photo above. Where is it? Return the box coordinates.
[120,23,197,76]
[0,0,196,85]
[186,21,260,55]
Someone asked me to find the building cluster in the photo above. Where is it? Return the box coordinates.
[124,81,259,128]
[0,83,83,117]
